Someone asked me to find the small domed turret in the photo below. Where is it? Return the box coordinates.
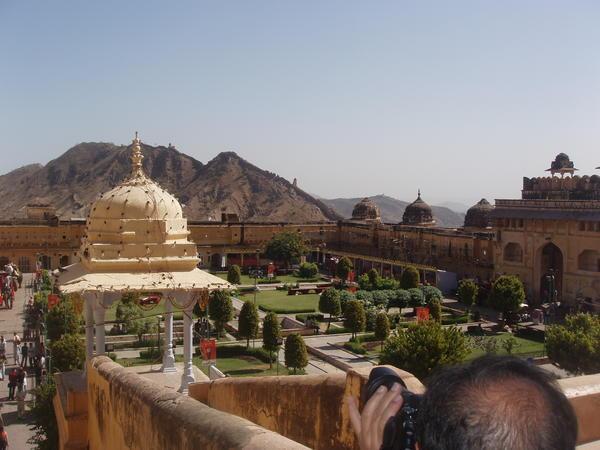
[464,198,494,228]
[402,190,435,226]
[546,153,577,177]
[351,197,381,222]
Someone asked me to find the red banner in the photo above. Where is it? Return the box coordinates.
[48,294,60,310]
[200,339,217,362]
[416,306,430,322]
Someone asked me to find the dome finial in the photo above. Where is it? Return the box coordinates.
[418,189,421,198]
[130,132,145,178]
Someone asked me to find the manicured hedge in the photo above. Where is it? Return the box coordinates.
[343,341,367,354]
[216,344,276,363]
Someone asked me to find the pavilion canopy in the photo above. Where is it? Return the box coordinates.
[56,262,230,294]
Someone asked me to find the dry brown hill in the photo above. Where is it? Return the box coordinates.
[0,142,340,223]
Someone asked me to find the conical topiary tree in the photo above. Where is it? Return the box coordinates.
[238,300,259,348]
[319,288,341,331]
[400,266,420,289]
[227,264,242,285]
[284,333,308,374]
[262,312,281,369]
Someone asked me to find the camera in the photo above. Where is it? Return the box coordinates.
[363,366,422,450]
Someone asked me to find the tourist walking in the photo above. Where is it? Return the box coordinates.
[12,333,20,365]
[7,369,17,401]
[16,383,26,419]
[28,343,33,368]
[0,337,5,381]
[20,343,28,369]
[0,423,8,449]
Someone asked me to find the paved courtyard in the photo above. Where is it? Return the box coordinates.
[0,274,36,449]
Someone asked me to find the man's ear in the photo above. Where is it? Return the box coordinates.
[415,443,420,450]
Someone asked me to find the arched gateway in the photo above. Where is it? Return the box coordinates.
[56,133,230,393]
[539,242,563,303]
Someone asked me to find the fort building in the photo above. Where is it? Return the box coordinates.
[0,154,598,311]
[493,154,600,310]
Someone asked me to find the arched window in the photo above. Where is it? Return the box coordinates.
[504,243,523,263]
[578,250,600,272]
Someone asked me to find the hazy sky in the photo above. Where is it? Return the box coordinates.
[1,1,599,206]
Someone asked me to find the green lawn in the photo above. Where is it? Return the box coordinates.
[104,301,186,322]
[214,272,324,285]
[239,289,319,314]
[466,332,545,360]
[352,332,545,360]
[116,353,288,377]
[198,356,287,377]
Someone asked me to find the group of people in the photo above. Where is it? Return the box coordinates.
[0,331,47,425]
[0,263,21,310]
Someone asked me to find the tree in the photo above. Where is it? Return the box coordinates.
[284,333,308,374]
[227,264,242,284]
[339,290,355,316]
[264,231,307,267]
[28,378,59,450]
[421,285,442,303]
[128,317,157,343]
[336,257,354,283]
[375,312,390,350]
[489,275,525,317]
[380,321,469,379]
[367,268,379,289]
[428,299,442,322]
[400,266,420,289]
[344,300,366,339]
[238,301,259,348]
[408,288,425,308]
[457,279,478,315]
[319,288,341,331]
[262,312,281,369]
[46,297,80,341]
[50,333,86,372]
[298,262,318,279]
[546,313,600,375]
[388,289,410,311]
[209,290,234,337]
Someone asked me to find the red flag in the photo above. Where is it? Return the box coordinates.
[416,306,430,322]
[48,294,60,310]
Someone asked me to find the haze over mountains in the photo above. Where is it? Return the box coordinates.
[0,142,464,226]
[321,195,465,228]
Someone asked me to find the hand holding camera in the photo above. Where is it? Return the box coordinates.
[346,367,421,450]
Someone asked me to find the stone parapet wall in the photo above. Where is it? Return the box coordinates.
[86,356,308,450]
[189,366,424,450]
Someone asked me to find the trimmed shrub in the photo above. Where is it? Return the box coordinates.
[400,266,420,289]
[298,262,319,279]
[227,265,242,284]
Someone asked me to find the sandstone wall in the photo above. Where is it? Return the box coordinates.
[189,366,424,450]
[86,356,308,450]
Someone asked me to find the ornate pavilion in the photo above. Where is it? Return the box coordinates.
[56,133,229,392]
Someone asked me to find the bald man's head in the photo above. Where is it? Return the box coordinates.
[417,356,577,450]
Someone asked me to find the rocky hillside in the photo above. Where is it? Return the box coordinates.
[322,194,465,228]
[0,143,340,223]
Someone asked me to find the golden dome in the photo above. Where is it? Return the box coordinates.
[80,133,199,273]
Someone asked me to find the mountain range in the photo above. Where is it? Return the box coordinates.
[0,142,465,226]
[0,143,339,222]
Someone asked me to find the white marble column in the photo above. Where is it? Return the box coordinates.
[93,299,106,356]
[84,294,95,362]
[162,298,176,373]
[179,299,195,393]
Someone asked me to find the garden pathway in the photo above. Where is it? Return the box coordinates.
[0,274,36,449]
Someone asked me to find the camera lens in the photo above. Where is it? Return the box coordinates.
[363,366,407,404]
